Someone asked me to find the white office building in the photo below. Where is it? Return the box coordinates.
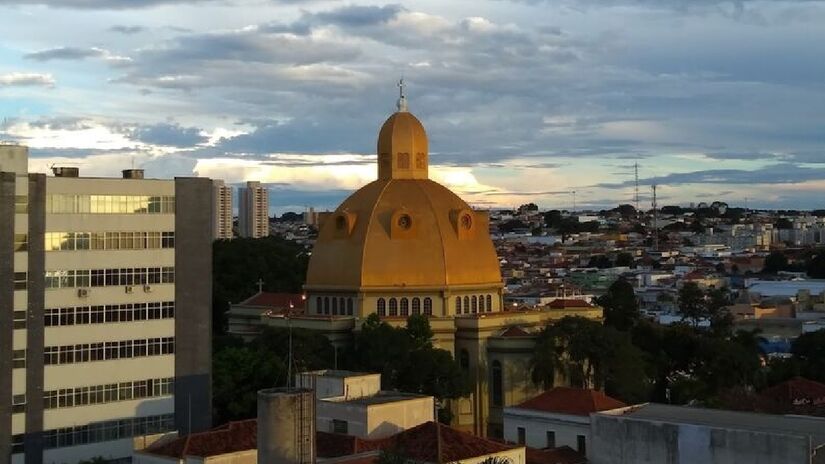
[1,145,212,464]
[238,181,268,238]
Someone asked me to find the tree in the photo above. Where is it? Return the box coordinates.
[775,217,793,229]
[706,287,734,337]
[213,342,286,424]
[615,204,637,218]
[406,314,434,349]
[763,251,789,274]
[587,255,612,269]
[598,278,639,332]
[791,330,825,383]
[806,251,825,278]
[615,252,634,267]
[678,282,707,327]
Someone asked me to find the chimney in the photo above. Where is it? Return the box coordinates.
[52,166,79,177]
[122,169,144,179]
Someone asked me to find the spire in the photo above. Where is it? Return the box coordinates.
[396,78,408,112]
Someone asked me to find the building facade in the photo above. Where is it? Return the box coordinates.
[211,180,233,240]
[1,145,212,464]
[238,181,268,238]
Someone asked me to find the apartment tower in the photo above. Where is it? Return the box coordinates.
[211,180,233,240]
[238,181,268,238]
[0,145,212,464]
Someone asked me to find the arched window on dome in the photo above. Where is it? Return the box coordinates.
[463,296,470,314]
[471,296,478,314]
[486,295,493,312]
[324,297,330,315]
[377,298,386,317]
[478,295,485,312]
[332,297,338,315]
[389,298,398,316]
[455,297,462,314]
[412,298,421,315]
[400,298,409,316]
[423,298,432,316]
[347,298,354,316]
[316,297,322,315]
[491,360,503,407]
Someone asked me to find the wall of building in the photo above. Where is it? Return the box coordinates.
[589,414,812,464]
[365,397,434,439]
[502,409,589,452]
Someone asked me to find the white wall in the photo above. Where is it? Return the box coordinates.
[503,408,590,453]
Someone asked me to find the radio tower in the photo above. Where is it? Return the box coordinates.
[634,162,640,213]
[652,184,659,252]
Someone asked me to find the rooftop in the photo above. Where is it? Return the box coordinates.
[513,387,626,416]
[609,403,825,446]
[237,291,306,309]
[327,391,429,406]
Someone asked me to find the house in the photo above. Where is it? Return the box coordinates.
[503,387,626,457]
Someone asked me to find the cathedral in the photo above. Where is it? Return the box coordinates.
[261,85,602,437]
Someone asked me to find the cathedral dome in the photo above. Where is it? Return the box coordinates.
[305,93,502,292]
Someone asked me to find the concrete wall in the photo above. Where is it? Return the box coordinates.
[297,372,380,400]
[0,171,15,464]
[503,408,589,453]
[315,395,434,439]
[589,414,812,464]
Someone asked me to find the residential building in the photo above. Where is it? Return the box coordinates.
[589,403,825,464]
[503,387,626,458]
[211,180,233,240]
[238,181,268,238]
[1,145,212,464]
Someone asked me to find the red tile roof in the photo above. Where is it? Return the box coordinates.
[239,292,305,309]
[547,299,592,309]
[367,422,516,463]
[146,419,257,458]
[526,446,587,464]
[515,387,626,416]
[760,377,825,408]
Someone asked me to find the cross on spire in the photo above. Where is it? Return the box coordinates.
[256,278,264,293]
[396,78,408,112]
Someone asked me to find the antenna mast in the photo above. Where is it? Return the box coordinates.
[652,184,659,252]
[634,162,640,213]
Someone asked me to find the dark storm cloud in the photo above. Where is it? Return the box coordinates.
[595,163,825,188]
[25,47,104,61]
[130,123,208,147]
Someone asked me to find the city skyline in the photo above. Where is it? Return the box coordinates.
[2,0,825,212]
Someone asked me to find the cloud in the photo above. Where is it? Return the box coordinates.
[3,0,217,9]
[312,4,405,27]
[130,123,208,148]
[595,163,825,188]
[109,25,145,34]
[0,72,55,87]
[25,46,105,61]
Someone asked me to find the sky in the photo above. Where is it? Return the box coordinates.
[1,0,824,214]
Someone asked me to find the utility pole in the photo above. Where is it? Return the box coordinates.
[652,184,659,252]
[634,162,640,213]
[571,190,577,213]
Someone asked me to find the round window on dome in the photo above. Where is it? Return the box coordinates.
[397,214,412,230]
[460,214,473,230]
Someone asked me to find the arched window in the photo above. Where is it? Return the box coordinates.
[423,298,432,316]
[400,298,409,316]
[463,296,470,314]
[455,296,462,314]
[316,297,322,315]
[339,297,345,315]
[347,298,354,316]
[486,295,493,312]
[459,349,470,372]
[491,360,503,407]
[478,295,485,312]
[471,296,478,313]
[324,297,330,315]
[389,298,398,316]
[332,297,338,315]
[412,297,421,315]
[377,298,386,316]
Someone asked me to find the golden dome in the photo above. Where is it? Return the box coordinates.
[305,105,502,291]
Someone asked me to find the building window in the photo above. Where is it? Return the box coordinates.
[478,295,485,312]
[546,431,556,448]
[44,377,173,410]
[332,419,348,434]
[377,298,386,316]
[15,195,27,214]
[517,427,526,445]
[332,297,338,315]
[14,272,27,290]
[316,297,322,315]
[423,298,432,316]
[412,297,421,315]
[42,414,174,449]
[46,194,175,215]
[400,298,409,316]
[347,298,354,316]
[13,311,26,329]
[577,435,586,455]
[44,338,174,366]
[14,233,27,252]
[12,394,26,414]
[389,298,398,316]
[455,297,462,314]
[471,296,478,313]
[13,349,25,369]
[324,297,330,315]
[11,434,24,454]
[491,360,503,407]
[486,295,493,312]
[463,296,470,314]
